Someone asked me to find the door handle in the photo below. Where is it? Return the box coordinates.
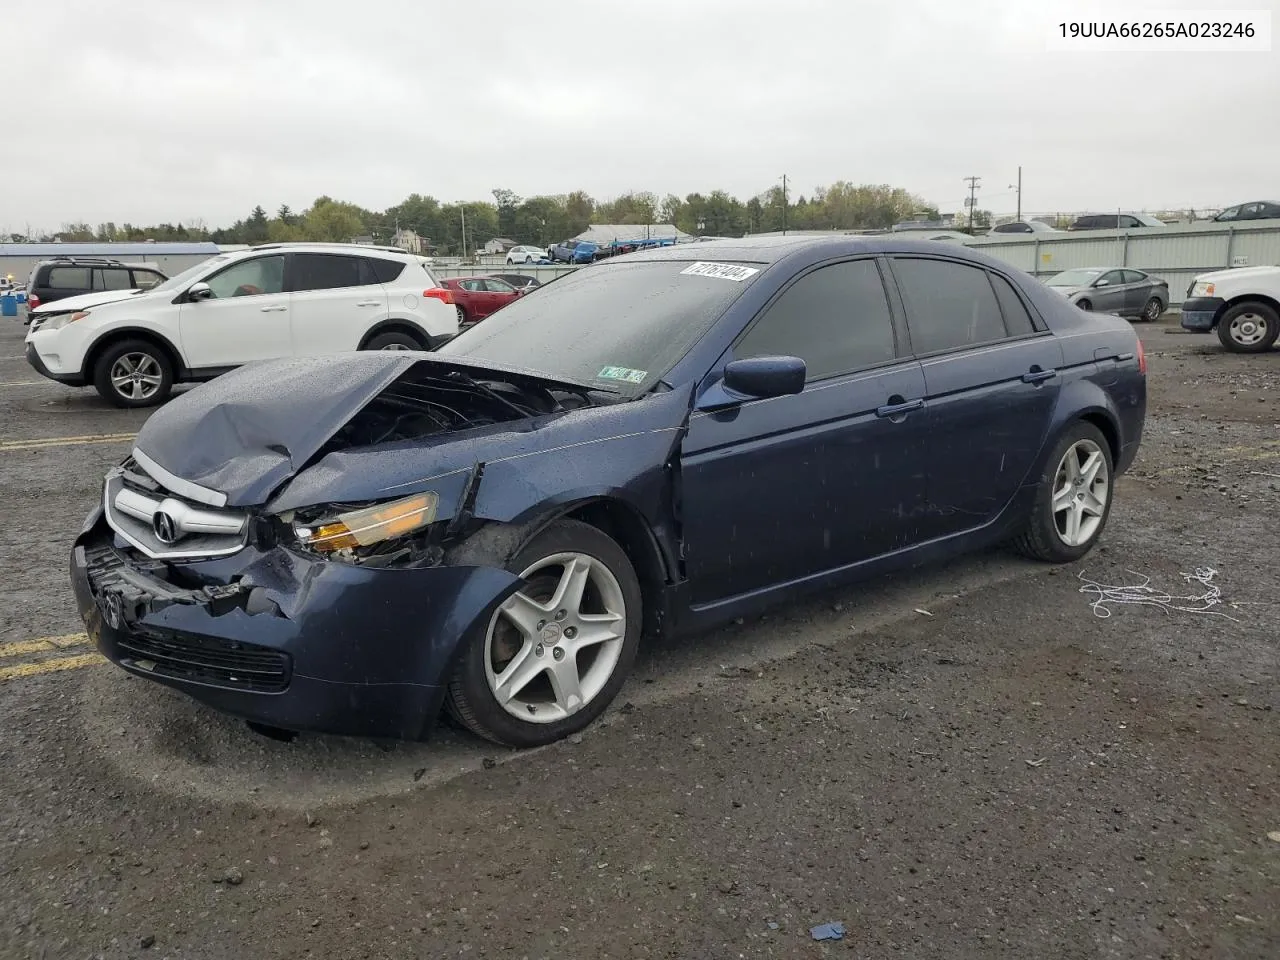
[875,397,924,418]
[1022,367,1057,384]
[355,300,381,307]
[260,305,287,312]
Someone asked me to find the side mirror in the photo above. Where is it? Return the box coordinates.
[187,282,213,302]
[724,356,806,399]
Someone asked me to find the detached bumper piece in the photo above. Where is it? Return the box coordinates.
[71,511,522,741]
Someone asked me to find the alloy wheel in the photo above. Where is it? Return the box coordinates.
[483,552,627,723]
[109,353,163,401]
[1143,298,1161,321]
[378,342,411,351]
[1052,438,1109,547]
[1226,312,1269,347]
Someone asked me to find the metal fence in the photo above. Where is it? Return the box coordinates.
[966,220,1280,304]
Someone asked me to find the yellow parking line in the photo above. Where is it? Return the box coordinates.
[0,633,88,658]
[0,433,135,452]
[0,653,104,682]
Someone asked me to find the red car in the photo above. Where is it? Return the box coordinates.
[443,276,525,325]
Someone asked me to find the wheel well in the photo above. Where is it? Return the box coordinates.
[358,320,428,350]
[561,499,670,639]
[1079,412,1120,465]
[1222,294,1280,324]
[82,330,183,382]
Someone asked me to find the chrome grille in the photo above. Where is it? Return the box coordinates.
[103,456,248,560]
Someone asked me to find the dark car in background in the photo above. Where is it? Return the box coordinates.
[1212,201,1280,223]
[1044,267,1169,320]
[443,275,525,325]
[72,236,1145,749]
[24,257,167,316]
[549,239,599,264]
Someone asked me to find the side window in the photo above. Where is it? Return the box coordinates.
[95,268,131,291]
[988,273,1036,337]
[484,278,515,293]
[366,258,406,284]
[1097,270,1125,287]
[290,253,369,292]
[459,280,483,291]
[46,267,91,289]
[1217,205,1239,221]
[892,258,1006,354]
[1121,270,1147,284]
[1120,215,1141,228]
[736,259,897,381]
[204,256,285,299]
[131,270,164,290]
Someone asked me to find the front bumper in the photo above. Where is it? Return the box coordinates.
[71,508,521,740]
[26,341,86,385]
[1180,296,1224,331]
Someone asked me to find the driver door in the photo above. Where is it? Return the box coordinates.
[1090,270,1127,313]
[679,257,929,606]
[177,254,290,368]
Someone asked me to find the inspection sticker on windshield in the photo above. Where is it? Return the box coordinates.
[597,365,647,384]
[680,262,759,282]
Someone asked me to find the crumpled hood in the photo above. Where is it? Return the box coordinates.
[133,352,602,507]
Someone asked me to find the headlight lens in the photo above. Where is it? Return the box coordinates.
[36,310,91,331]
[1192,281,1215,297]
[293,492,439,553]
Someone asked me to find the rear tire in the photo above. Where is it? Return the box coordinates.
[365,330,424,351]
[1141,297,1163,322]
[1013,421,1114,563]
[445,519,642,748]
[92,339,174,408]
[456,305,470,326]
[1216,301,1279,353]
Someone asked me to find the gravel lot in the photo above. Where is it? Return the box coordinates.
[0,318,1276,959]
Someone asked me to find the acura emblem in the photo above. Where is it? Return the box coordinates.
[152,511,179,544]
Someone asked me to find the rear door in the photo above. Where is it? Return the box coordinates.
[680,257,929,604]
[177,254,289,366]
[1121,270,1151,312]
[886,256,1064,541]
[287,253,388,353]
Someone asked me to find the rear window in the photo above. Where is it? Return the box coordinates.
[94,268,132,291]
[46,267,91,289]
[366,258,406,283]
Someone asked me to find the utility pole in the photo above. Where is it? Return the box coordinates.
[780,174,788,235]
[1008,166,1021,221]
[963,175,981,233]
[459,204,467,259]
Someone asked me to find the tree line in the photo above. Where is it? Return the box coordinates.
[25,182,939,255]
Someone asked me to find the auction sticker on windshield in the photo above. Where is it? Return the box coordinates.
[680,262,760,282]
[597,365,648,383]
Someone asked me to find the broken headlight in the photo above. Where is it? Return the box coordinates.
[292,492,440,554]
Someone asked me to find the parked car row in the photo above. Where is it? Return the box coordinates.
[988,200,1280,234]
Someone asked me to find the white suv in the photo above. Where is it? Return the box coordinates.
[24,243,458,407]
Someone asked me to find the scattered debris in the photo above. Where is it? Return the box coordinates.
[304,812,318,828]
[412,768,427,782]
[810,921,846,941]
[1077,568,1240,621]
[481,757,497,770]
[139,934,155,949]
[1266,831,1280,843]
[568,734,584,745]
[914,608,933,617]
[767,921,780,931]
[1025,758,1047,768]
[222,867,244,886]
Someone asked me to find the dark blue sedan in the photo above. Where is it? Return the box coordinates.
[71,236,1146,747]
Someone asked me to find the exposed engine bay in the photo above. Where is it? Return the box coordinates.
[318,368,597,453]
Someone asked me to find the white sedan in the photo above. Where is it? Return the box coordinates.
[505,245,546,265]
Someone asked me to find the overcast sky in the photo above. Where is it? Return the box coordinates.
[3,0,1277,231]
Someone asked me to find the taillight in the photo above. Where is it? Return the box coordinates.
[424,287,453,305]
[1136,337,1146,375]
[28,294,40,309]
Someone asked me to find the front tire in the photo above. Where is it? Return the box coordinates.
[1013,422,1114,563]
[1216,302,1279,353]
[365,330,424,351]
[1076,298,1093,311]
[92,339,173,408]
[446,519,642,747]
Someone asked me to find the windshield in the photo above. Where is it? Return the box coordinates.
[146,255,230,295]
[438,259,763,395]
[1047,268,1102,287]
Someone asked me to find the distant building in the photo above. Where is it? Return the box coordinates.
[392,229,424,254]
[483,237,517,254]
[349,235,375,246]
